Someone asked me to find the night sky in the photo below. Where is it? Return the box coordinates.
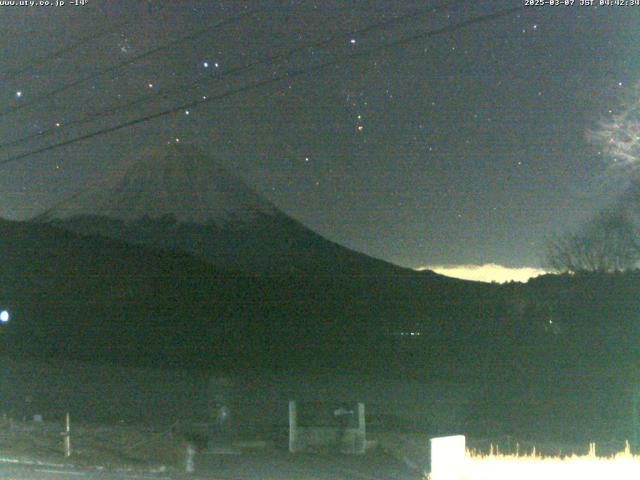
[0,1,638,275]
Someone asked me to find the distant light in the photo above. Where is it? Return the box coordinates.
[203,61,209,68]
[419,263,547,283]
[350,39,356,44]
[0,311,9,323]
[185,110,190,116]
[15,91,22,98]
[214,62,219,68]
[147,83,154,89]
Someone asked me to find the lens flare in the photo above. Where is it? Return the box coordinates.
[589,82,640,174]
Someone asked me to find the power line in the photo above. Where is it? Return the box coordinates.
[1,0,470,151]
[0,8,261,118]
[1,14,137,82]
[1,5,526,170]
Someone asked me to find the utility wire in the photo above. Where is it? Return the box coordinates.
[0,5,527,169]
[29,0,473,222]
[1,0,470,150]
[0,8,260,118]
[1,14,137,82]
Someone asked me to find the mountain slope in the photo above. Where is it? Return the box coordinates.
[3,216,639,444]
[40,144,277,224]
[0,218,248,367]
[25,143,503,369]
[0,217,496,371]
[36,144,409,275]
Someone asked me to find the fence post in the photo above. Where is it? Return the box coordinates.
[633,386,639,452]
[288,400,297,453]
[185,442,195,473]
[356,402,366,454]
[63,413,71,457]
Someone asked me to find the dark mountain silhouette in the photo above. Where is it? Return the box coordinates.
[26,143,485,365]
[36,144,409,275]
[2,215,640,443]
[0,215,510,374]
[12,143,640,442]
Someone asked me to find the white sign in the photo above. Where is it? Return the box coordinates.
[430,435,467,480]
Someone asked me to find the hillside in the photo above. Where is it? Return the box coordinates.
[36,144,412,276]
[0,218,248,367]
[3,216,640,442]
[0,217,499,371]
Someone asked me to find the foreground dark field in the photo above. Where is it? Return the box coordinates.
[196,449,420,480]
[0,419,420,480]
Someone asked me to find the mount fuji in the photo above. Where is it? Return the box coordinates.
[36,144,412,276]
[11,144,512,370]
[40,144,278,225]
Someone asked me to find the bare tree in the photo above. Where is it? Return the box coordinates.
[545,209,640,273]
[552,80,640,273]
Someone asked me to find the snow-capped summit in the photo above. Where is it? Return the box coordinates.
[37,143,407,275]
[40,144,277,225]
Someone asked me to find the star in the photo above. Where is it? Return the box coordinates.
[118,38,132,54]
